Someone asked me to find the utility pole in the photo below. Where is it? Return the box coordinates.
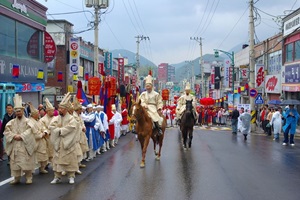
[135,35,150,85]
[190,37,204,98]
[249,0,256,130]
[85,0,109,77]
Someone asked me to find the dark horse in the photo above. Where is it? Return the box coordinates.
[131,100,167,168]
[180,100,195,150]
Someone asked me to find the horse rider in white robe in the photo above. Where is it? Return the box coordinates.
[139,75,164,135]
[176,82,198,124]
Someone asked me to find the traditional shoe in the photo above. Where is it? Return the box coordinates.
[291,143,295,147]
[26,179,33,185]
[10,177,21,185]
[61,171,67,176]
[39,169,48,174]
[79,164,86,168]
[243,134,247,140]
[69,177,75,184]
[282,143,287,146]
[50,178,62,184]
[76,170,82,175]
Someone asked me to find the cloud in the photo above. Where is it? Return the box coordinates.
[37,0,300,65]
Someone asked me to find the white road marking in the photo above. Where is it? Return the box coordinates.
[0,167,39,186]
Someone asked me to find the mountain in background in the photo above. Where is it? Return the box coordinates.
[172,54,224,81]
[111,49,157,67]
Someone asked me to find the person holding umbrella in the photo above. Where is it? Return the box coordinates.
[282,104,299,146]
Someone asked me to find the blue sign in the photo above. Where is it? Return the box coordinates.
[70,64,78,73]
[285,64,300,83]
[249,88,258,97]
[14,83,45,93]
[255,94,264,104]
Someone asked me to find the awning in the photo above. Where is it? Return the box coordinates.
[282,83,300,92]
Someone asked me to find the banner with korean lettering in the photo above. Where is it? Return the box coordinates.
[117,58,124,85]
[255,64,264,88]
[104,52,113,75]
[211,65,215,90]
[69,37,80,74]
[265,74,281,93]
[223,59,230,88]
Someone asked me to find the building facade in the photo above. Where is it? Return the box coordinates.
[282,8,300,102]
[0,0,48,110]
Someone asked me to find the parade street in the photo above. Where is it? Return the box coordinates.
[1,127,300,200]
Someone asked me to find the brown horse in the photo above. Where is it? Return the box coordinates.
[131,100,167,168]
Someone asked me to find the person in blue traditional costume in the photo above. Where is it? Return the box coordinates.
[282,104,299,146]
[82,104,104,161]
[97,105,110,152]
[95,105,105,155]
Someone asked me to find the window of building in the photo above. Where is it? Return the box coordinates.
[0,14,42,61]
[295,40,300,61]
[0,15,16,57]
[17,22,42,61]
[286,43,294,62]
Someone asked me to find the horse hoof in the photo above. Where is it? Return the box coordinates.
[154,151,158,156]
[140,162,145,168]
[155,156,160,161]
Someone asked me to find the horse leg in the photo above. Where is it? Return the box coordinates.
[153,136,158,156]
[140,135,150,168]
[188,128,193,148]
[182,129,187,150]
[156,135,164,161]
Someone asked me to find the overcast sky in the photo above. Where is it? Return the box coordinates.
[37,0,300,65]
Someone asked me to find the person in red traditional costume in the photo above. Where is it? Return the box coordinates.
[107,104,115,148]
[121,104,129,136]
[207,107,213,126]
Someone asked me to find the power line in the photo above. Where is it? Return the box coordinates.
[103,19,125,49]
[197,0,216,36]
[192,0,210,36]
[199,0,220,36]
[218,5,249,48]
[121,0,140,34]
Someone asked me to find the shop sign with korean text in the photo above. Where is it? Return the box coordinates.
[69,37,80,74]
[265,74,281,93]
[255,64,264,88]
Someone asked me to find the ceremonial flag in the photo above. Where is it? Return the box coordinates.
[76,80,89,106]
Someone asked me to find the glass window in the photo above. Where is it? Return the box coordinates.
[295,40,300,61]
[0,15,16,56]
[286,43,293,62]
[16,22,42,61]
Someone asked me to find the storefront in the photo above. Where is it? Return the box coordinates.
[0,0,48,106]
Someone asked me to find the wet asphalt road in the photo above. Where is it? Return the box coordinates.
[1,128,300,200]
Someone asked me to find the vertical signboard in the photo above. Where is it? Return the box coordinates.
[210,65,215,90]
[104,52,113,75]
[214,66,220,89]
[69,37,80,74]
[223,59,230,88]
[117,58,124,85]
[255,64,265,88]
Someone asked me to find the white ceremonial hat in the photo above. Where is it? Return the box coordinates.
[59,92,71,109]
[73,96,82,110]
[45,98,54,111]
[145,75,153,86]
[96,105,101,109]
[14,94,24,110]
[87,104,93,108]
[185,82,191,90]
[82,106,86,110]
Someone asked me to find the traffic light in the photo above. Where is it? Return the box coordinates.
[214,51,219,58]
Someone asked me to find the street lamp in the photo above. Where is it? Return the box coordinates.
[214,49,235,92]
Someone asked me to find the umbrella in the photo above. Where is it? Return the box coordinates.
[280,99,300,105]
[268,100,281,105]
[200,97,215,106]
